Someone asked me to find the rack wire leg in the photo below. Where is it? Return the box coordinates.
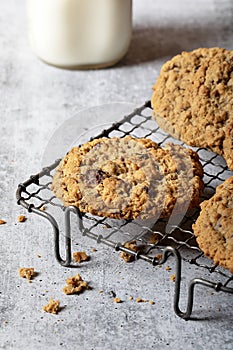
[158,247,194,320]
[38,206,81,267]
[55,206,82,267]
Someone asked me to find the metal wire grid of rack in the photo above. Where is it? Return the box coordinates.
[16,101,233,320]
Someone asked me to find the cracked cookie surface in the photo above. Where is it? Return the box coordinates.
[193,176,233,273]
[52,136,204,220]
[151,47,233,170]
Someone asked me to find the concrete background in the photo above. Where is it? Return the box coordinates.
[0,0,233,349]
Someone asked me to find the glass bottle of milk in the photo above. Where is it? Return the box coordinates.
[27,0,132,69]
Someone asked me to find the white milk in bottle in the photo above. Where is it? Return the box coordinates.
[27,0,132,69]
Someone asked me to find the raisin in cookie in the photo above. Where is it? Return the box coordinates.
[193,176,233,273]
[151,47,233,170]
[52,136,204,220]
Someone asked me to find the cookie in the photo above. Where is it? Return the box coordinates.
[52,136,204,220]
[151,47,233,170]
[193,176,233,273]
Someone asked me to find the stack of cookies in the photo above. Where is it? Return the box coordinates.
[151,47,233,273]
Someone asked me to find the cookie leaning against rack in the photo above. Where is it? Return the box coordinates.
[51,136,204,220]
[151,47,233,170]
[193,176,233,273]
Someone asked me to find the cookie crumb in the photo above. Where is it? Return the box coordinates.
[120,241,137,262]
[18,215,27,223]
[149,233,160,244]
[155,253,163,261]
[136,297,143,303]
[72,251,89,263]
[129,296,133,301]
[37,254,41,258]
[166,266,172,271]
[135,297,152,303]
[42,298,60,314]
[114,297,122,303]
[136,297,148,303]
[63,274,89,295]
[18,268,35,282]
[40,206,46,211]
[92,248,97,252]
[98,290,103,294]
[0,219,6,225]
[170,274,176,282]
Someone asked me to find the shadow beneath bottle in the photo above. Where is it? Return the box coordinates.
[119,20,231,67]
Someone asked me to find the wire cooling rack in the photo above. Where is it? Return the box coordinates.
[16,101,233,320]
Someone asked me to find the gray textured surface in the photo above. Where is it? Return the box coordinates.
[0,0,233,349]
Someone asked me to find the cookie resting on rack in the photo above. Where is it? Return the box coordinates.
[193,176,233,273]
[151,47,233,170]
[51,136,204,220]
